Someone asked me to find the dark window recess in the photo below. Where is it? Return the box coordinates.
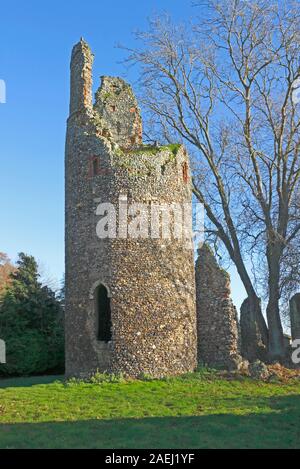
[93,158,99,176]
[95,284,112,342]
[117,121,122,134]
[182,162,188,183]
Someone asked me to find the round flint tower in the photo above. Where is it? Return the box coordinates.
[65,39,197,378]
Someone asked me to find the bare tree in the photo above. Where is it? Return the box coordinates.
[125,0,300,360]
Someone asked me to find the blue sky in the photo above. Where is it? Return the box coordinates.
[0,0,245,306]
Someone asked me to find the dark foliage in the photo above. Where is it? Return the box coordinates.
[0,253,64,376]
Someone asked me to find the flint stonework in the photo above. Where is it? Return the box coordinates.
[195,245,242,370]
[240,298,268,362]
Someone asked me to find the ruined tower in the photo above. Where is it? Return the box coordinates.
[65,39,197,378]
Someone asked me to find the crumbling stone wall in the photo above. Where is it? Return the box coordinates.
[94,76,142,149]
[195,244,242,370]
[290,293,300,341]
[240,298,268,362]
[65,39,197,378]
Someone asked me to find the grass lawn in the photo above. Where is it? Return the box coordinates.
[0,371,300,448]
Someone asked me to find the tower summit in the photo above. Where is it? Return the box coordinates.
[65,40,197,378]
[69,38,93,116]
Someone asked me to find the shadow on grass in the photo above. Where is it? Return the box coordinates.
[0,375,64,388]
[0,394,299,449]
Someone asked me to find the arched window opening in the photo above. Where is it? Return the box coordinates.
[182,162,188,183]
[95,284,112,342]
[117,121,122,135]
[88,155,100,178]
[93,157,99,176]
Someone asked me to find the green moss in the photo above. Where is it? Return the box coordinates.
[163,143,181,158]
[114,147,125,158]
[128,143,181,158]
[101,91,113,101]
[112,143,182,177]
[128,145,161,156]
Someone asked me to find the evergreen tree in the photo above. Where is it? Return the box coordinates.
[0,253,64,376]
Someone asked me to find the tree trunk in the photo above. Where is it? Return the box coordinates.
[266,257,285,361]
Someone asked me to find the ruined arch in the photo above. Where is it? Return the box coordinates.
[90,281,112,342]
[89,280,112,299]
